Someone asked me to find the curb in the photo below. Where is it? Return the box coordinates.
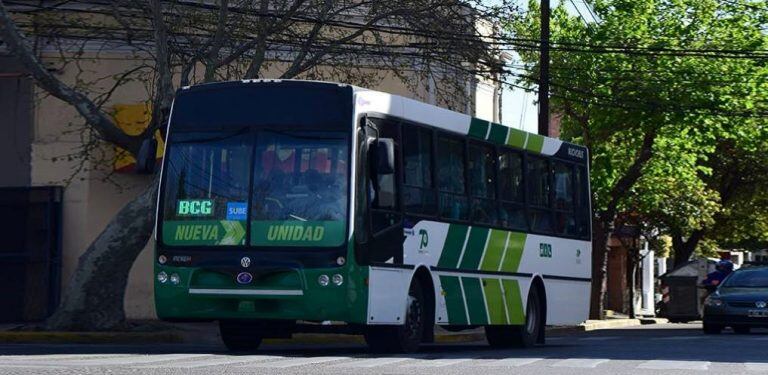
[0,331,184,344]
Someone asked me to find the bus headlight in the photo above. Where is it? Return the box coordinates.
[170,273,181,285]
[157,271,168,284]
[318,274,330,287]
[332,274,344,286]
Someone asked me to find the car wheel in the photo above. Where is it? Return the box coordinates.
[702,322,723,334]
[733,325,751,334]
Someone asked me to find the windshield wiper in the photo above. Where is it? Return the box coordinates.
[289,214,307,222]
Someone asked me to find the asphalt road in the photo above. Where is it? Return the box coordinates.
[0,323,766,374]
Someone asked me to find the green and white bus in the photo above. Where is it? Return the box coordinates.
[154,80,591,352]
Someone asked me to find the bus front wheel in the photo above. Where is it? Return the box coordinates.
[219,320,263,351]
[485,285,543,348]
[364,281,425,353]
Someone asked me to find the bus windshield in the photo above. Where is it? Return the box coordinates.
[250,130,349,247]
[160,129,349,248]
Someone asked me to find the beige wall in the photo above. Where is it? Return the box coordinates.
[30,53,499,319]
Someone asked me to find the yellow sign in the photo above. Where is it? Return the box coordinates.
[112,103,164,172]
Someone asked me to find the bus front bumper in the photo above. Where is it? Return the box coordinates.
[154,265,368,324]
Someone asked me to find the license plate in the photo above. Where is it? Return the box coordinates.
[748,310,768,318]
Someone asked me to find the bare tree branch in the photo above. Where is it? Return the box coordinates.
[0,0,140,153]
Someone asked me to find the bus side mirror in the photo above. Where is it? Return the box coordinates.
[136,137,157,174]
[371,138,395,175]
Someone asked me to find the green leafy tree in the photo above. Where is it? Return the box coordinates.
[510,0,768,318]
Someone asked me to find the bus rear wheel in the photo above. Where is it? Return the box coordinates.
[364,281,425,353]
[219,320,264,351]
[485,285,543,348]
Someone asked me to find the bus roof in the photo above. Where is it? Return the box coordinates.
[179,79,588,161]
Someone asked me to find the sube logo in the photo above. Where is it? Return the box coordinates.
[177,199,214,216]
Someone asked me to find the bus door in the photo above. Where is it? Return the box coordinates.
[358,117,404,265]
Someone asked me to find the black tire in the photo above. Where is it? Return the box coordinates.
[733,325,751,334]
[485,285,543,348]
[219,320,264,351]
[365,281,425,353]
[702,322,723,334]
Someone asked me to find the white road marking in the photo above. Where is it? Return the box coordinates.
[57,354,212,367]
[0,354,126,362]
[579,336,621,341]
[133,355,279,368]
[331,357,414,368]
[745,362,768,371]
[637,360,710,371]
[241,356,347,368]
[480,357,544,367]
[399,357,473,367]
[0,354,209,368]
[551,358,609,368]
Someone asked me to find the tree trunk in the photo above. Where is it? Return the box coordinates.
[590,218,609,320]
[671,230,703,269]
[45,178,158,331]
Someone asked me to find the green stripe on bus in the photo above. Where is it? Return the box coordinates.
[500,232,526,272]
[480,229,506,271]
[459,227,490,270]
[506,128,527,148]
[468,117,490,139]
[501,279,525,324]
[482,278,507,324]
[440,276,468,325]
[526,133,545,153]
[437,225,469,268]
[487,123,508,144]
[461,277,489,325]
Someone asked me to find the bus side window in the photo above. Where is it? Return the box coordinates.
[367,118,401,234]
[468,142,497,225]
[575,166,591,238]
[437,135,468,221]
[403,126,437,215]
[553,161,575,235]
[527,156,553,233]
[498,151,527,230]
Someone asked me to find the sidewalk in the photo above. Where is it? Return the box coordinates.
[0,316,668,345]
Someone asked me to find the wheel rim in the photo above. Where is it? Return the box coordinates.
[525,295,538,334]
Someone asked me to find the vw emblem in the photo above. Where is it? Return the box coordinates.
[236,272,253,285]
[757,301,767,309]
[240,256,251,268]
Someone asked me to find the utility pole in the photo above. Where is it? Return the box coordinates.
[538,0,550,137]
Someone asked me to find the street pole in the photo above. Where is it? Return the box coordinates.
[538,0,550,137]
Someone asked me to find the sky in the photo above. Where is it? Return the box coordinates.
[495,0,598,133]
